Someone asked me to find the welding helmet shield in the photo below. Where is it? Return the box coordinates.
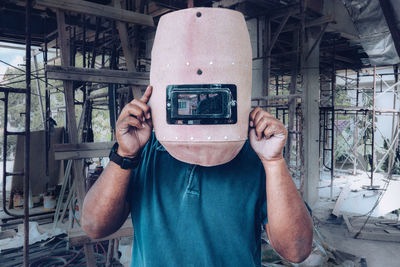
[149,8,252,166]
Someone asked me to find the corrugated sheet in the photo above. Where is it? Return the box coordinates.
[342,0,400,66]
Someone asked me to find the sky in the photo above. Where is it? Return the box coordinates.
[0,42,33,82]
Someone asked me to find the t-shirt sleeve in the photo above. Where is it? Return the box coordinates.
[261,198,268,225]
[124,132,155,205]
[260,167,268,225]
[125,167,138,204]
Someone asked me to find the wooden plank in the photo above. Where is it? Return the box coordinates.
[56,9,96,266]
[343,215,355,233]
[268,12,291,55]
[40,37,57,50]
[384,229,400,234]
[46,65,149,86]
[54,142,115,151]
[344,215,400,242]
[281,15,335,33]
[54,150,111,160]
[114,0,142,99]
[35,0,154,27]
[354,230,400,242]
[54,141,115,160]
[68,220,133,246]
[0,230,17,240]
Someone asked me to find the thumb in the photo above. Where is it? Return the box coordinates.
[249,129,260,145]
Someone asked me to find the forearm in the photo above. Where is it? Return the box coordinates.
[82,162,132,238]
[262,158,313,263]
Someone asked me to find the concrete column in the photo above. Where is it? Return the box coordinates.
[247,18,264,99]
[301,28,320,206]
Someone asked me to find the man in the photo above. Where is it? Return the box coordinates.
[82,8,312,266]
[82,85,313,265]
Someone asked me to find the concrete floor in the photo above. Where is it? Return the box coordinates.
[313,201,400,267]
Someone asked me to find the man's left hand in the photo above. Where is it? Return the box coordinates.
[249,107,288,162]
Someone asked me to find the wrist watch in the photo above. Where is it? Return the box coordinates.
[109,142,141,169]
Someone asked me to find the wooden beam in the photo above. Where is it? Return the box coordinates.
[282,15,335,33]
[247,4,300,20]
[320,52,356,64]
[344,215,400,242]
[114,0,142,99]
[46,65,149,86]
[268,12,291,55]
[56,9,96,266]
[379,0,400,59]
[54,141,115,160]
[35,0,154,27]
[213,0,247,8]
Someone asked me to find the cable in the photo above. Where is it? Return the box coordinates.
[65,247,83,265]
[353,161,394,238]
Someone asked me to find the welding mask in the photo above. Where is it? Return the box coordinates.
[149,8,252,166]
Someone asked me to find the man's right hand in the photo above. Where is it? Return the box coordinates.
[82,86,153,239]
[116,85,153,158]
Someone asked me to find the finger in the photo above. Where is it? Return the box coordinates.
[140,85,153,103]
[249,107,262,122]
[117,116,143,130]
[132,99,151,120]
[255,117,270,140]
[263,123,277,139]
[254,109,268,127]
[249,128,259,143]
[120,103,145,122]
[264,121,287,140]
[249,107,262,127]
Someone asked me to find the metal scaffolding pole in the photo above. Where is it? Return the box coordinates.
[24,0,32,265]
[353,71,360,175]
[371,66,376,187]
[387,64,399,178]
[330,41,336,200]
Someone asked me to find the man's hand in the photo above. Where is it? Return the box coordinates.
[82,85,153,239]
[249,107,288,161]
[116,85,153,158]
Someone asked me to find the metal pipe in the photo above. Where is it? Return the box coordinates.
[371,66,376,187]
[2,91,11,215]
[33,54,45,129]
[387,65,399,176]
[44,17,50,186]
[1,89,53,219]
[24,0,32,265]
[330,40,336,200]
[352,71,359,175]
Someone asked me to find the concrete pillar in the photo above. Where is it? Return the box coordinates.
[302,28,321,206]
[246,18,264,99]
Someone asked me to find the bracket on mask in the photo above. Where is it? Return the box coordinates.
[166,84,237,125]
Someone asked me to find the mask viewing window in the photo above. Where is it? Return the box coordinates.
[166,84,237,125]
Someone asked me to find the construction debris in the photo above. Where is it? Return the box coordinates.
[261,227,367,267]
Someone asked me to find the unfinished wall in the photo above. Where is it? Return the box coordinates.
[11,128,64,197]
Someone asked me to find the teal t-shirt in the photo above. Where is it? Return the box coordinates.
[128,133,267,266]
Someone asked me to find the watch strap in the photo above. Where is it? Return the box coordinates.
[109,143,140,169]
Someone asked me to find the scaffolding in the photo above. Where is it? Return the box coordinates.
[319,65,400,199]
[2,0,400,266]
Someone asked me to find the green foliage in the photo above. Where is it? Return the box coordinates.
[0,61,65,159]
